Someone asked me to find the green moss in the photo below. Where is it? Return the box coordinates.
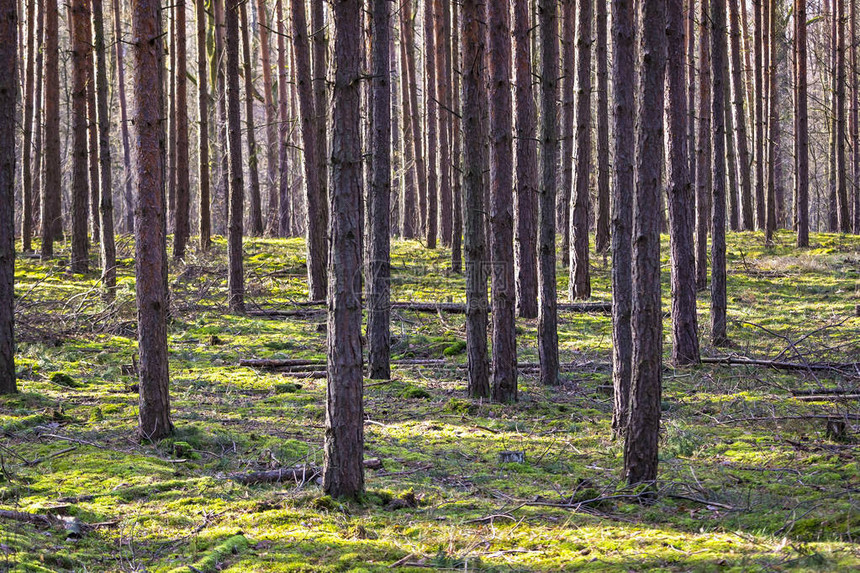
[166,534,249,573]
[48,371,82,388]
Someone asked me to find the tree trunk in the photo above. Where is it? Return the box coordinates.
[368,0,391,381]
[30,0,42,236]
[167,6,176,235]
[325,0,365,501]
[852,0,860,234]
[836,0,851,232]
[213,0,228,235]
[559,0,574,268]
[730,0,754,231]
[132,0,171,440]
[764,0,776,244]
[398,24,417,239]
[624,0,666,487]
[570,0,592,299]
[225,0,244,312]
[487,0,516,403]
[753,0,766,230]
[113,0,133,234]
[594,0,610,255]
[257,0,278,235]
[41,0,61,259]
[21,0,34,252]
[0,0,17,395]
[695,0,712,290]
[400,1,427,239]
[666,0,700,367]
[69,0,90,274]
[196,0,211,251]
[291,0,327,300]
[611,0,634,436]
[725,58,740,232]
[794,0,808,245]
[461,0,490,399]
[173,0,190,258]
[311,0,328,251]
[275,0,289,237]
[686,0,697,193]
[514,0,538,319]
[424,0,438,249]
[711,0,729,345]
[239,0,262,237]
[538,0,559,387]
[84,4,99,246]
[435,0,451,248]
[92,0,116,298]
[450,2,462,272]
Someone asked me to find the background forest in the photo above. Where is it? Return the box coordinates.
[0,0,859,571]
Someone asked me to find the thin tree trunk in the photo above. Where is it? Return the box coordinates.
[730,0,755,231]
[462,0,489,399]
[30,0,43,236]
[667,0,700,367]
[837,0,851,232]
[852,0,860,234]
[435,0,451,247]
[450,2,462,272]
[424,0,438,249]
[214,0,228,235]
[225,0,244,311]
[725,58,740,232]
[398,24,417,239]
[173,0,190,258]
[311,0,328,251]
[559,0,574,268]
[570,0,592,299]
[196,0,211,250]
[611,0,634,436]
[695,0,711,290]
[112,0,133,234]
[686,0,697,193]
[595,0,610,255]
[240,0,262,237]
[754,0,766,229]
[488,0,516,403]
[276,0,289,237]
[21,0,34,252]
[92,0,116,298]
[84,3,99,245]
[69,0,90,274]
[538,0,559,387]
[291,0,327,300]
[400,0,427,239]
[712,0,729,345]
[795,0,808,245]
[624,0,666,487]
[514,0,538,319]
[0,0,17,395]
[167,4,176,234]
[368,0,391,381]
[325,0,364,501]
[132,0,171,440]
[41,0,61,258]
[257,0,278,235]
[764,0,777,244]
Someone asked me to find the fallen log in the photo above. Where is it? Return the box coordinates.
[701,356,860,373]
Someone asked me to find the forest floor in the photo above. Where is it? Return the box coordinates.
[1,231,859,572]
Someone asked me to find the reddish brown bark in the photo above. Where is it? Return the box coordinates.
[400,0,427,239]
[753,0,766,230]
[695,0,711,290]
[594,0,610,255]
[113,0,133,234]
[570,0,592,300]
[275,0,289,237]
[559,0,574,267]
[712,0,729,345]
[435,0,451,248]
[132,0,171,440]
[0,0,17,394]
[729,0,754,231]
[325,0,364,501]
[40,0,61,259]
[225,0,244,312]
[69,0,91,274]
[257,0,279,235]
[195,0,211,251]
[173,0,190,258]
[424,0,438,249]
[239,0,262,237]
[795,0,808,245]
[21,0,34,252]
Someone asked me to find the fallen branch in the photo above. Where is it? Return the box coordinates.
[701,356,859,374]
[229,459,383,485]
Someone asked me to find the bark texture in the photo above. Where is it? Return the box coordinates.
[196,0,211,250]
[624,0,666,486]
[70,0,91,274]
[173,0,190,258]
[226,0,244,312]
[257,0,279,235]
[729,0,754,231]
[666,0,700,367]
[424,0,438,249]
[570,0,592,300]
[514,0,538,319]
[113,0,133,234]
[794,0,808,246]
[694,0,711,290]
[595,0,610,255]
[488,0,517,403]
[239,0,262,237]
[462,0,489,399]
[538,0,559,387]
[41,0,61,259]
[325,0,365,501]
[0,0,17,395]
[132,0,171,440]
[711,0,728,345]
[368,0,391,381]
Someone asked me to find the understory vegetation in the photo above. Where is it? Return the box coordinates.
[1,231,859,572]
